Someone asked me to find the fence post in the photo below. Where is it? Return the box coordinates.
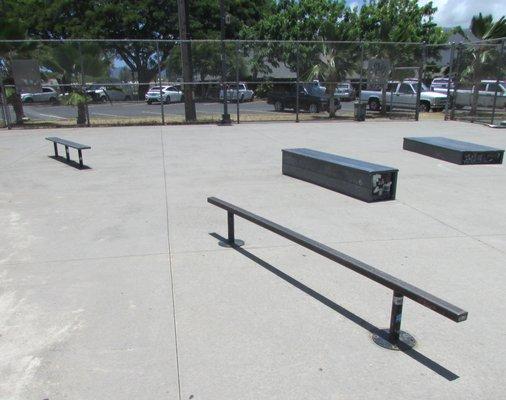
[0,80,11,129]
[450,44,463,121]
[296,42,300,123]
[78,42,90,127]
[414,42,426,122]
[219,0,231,125]
[156,42,165,125]
[490,39,505,126]
[358,42,364,106]
[444,42,455,121]
[236,40,240,124]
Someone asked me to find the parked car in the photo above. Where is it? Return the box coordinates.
[145,85,183,104]
[431,78,506,109]
[219,83,254,102]
[267,86,341,113]
[360,81,447,112]
[86,84,133,102]
[21,86,59,104]
[430,77,454,92]
[334,83,355,101]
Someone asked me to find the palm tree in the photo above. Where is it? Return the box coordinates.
[456,14,506,116]
[38,42,111,125]
[307,44,357,118]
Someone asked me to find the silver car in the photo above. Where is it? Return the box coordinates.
[21,86,59,104]
[145,86,183,104]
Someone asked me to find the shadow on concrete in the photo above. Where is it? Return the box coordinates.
[49,156,91,170]
[209,232,459,381]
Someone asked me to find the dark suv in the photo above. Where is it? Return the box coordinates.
[267,87,341,113]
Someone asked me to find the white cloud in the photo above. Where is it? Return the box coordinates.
[419,0,505,27]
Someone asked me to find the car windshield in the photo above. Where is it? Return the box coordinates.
[87,85,103,90]
[149,87,161,91]
[409,82,429,91]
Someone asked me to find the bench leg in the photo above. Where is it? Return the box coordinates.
[53,142,58,157]
[78,149,83,168]
[65,146,70,161]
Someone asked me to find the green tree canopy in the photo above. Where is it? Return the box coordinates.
[5,0,273,95]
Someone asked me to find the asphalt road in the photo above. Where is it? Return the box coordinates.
[2,99,356,122]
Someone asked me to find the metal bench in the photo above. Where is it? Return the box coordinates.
[403,137,504,165]
[46,137,91,168]
[282,148,398,202]
[208,197,468,350]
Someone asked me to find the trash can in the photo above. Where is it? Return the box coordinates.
[354,101,366,121]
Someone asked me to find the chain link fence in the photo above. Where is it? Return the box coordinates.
[1,38,504,129]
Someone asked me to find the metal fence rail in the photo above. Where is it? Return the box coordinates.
[208,196,468,348]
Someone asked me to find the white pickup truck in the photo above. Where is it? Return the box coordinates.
[431,78,506,109]
[360,81,447,112]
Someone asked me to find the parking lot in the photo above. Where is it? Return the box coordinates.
[1,120,506,399]
[3,99,359,124]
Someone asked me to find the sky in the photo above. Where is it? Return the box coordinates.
[346,0,505,28]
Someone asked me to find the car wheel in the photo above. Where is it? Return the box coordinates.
[249,95,254,102]
[309,103,318,113]
[240,94,245,102]
[49,97,58,105]
[164,96,171,104]
[369,98,380,111]
[125,95,131,101]
[100,96,107,103]
[147,100,153,105]
[180,95,185,102]
[419,101,430,112]
[24,98,34,103]
[274,101,284,111]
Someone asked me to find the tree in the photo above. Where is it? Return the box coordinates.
[166,40,247,99]
[8,0,274,99]
[240,0,360,118]
[0,13,32,124]
[8,0,181,97]
[242,0,359,73]
[307,45,357,117]
[356,0,448,114]
[454,14,506,116]
[37,42,111,92]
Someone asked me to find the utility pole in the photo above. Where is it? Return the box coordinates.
[177,0,196,122]
[219,0,231,125]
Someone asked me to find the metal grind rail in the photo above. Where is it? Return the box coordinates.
[208,196,468,349]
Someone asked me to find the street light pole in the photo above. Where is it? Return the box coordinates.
[219,0,231,125]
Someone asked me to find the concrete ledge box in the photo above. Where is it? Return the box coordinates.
[403,136,504,165]
[282,148,398,202]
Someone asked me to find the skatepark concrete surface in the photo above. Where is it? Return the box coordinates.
[1,120,505,399]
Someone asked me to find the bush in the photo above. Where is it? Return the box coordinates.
[255,82,273,99]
